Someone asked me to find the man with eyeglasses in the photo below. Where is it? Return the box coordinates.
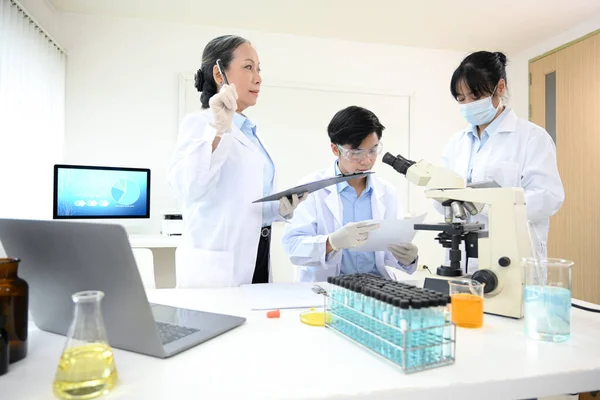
[281,106,419,282]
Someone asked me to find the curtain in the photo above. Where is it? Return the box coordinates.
[0,0,66,219]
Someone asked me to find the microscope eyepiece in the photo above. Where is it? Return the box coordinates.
[382,152,416,176]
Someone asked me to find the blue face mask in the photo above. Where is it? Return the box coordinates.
[459,88,499,126]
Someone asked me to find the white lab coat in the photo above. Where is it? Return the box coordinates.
[282,165,416,282]
[168,109,283,288]
[438,107,564,263]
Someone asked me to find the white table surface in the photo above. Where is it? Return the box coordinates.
[128,234,180,248]
[2,283,600,400]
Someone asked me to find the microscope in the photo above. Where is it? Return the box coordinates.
[382,153,532,319]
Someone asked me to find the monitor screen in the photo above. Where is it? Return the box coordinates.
[53,164,151,219]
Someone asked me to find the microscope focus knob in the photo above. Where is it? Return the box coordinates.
[498,257,511,267]
[472,270,498,294]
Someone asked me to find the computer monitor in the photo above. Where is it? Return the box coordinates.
[53,164,151,219]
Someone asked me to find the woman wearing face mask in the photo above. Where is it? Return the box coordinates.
[439,51,564,269]
[168,35,306,288]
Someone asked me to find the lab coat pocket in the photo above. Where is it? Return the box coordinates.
[485,161,521,188]
[175,246,235,288]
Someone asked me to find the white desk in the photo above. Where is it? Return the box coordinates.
[128,234,181,287]
[128,234,181,249]
[3,284,600,399]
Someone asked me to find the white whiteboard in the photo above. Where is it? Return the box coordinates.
[179,75,412,282]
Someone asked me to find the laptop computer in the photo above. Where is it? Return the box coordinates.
[0,218,246,359]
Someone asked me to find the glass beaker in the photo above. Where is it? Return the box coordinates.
[523,258,573,342]
[448,279,484,328]
[52,291,118,399]
[0,257,29,363]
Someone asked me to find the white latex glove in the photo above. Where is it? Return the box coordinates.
[329,221,380,251]
[208,83,238,136]
[389,243,418,265]
[279,192,308,219]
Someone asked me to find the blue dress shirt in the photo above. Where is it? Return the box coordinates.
[233,113,275,226]
[334,162,380,276]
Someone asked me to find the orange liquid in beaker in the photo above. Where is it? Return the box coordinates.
[451,293,484,328]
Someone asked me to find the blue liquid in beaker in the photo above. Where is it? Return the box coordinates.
[524,285,571,342]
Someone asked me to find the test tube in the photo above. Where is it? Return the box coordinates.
[399,299,410,366]
[442,295,452,361]
[408,299,422,369]
[414,297,425,367]
[326,276,334,314]
[362,287,375,348]
[327,276,336,301]
[354,281,366,339]
[421,297,433,366]
[381,294,392,339]
[390,297,400,343]
[383,294,396,358]
[352,282,368,345]
[372,291,381,319]
[328,277,338,320]
[331,278,341,331]
[433,296,445,364]
[377,293,388,356]
[348,282,358,319]
[389,297,400,361]
[372,291,383,352]
[341,280,353,334]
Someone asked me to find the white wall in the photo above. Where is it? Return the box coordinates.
[509,14,600,119]
[57,13,469,275]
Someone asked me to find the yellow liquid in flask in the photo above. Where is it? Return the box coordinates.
[52,343,118,400]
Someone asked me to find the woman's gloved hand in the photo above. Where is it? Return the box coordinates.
[279,192,308,219]
[209,84,238,136]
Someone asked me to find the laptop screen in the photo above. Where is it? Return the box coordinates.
[53,164,151,219]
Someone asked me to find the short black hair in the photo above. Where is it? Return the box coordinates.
[194,35,250,109]
[327,106,385,149]
[450,51,508,100]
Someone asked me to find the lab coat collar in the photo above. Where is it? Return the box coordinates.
[227,113,254,149]
[495,107,518,134]
[324,163,342,226]
[232,112,246,130]
[370,173,385,220]
[466,106,518,138]
[233,112,257,133]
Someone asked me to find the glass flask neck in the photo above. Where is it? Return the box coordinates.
[67,291,109,345]
[0,258,21,279]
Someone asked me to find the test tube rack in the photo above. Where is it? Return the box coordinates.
[323,274,456,374]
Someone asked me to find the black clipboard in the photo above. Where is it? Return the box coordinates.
[252,171,374,203]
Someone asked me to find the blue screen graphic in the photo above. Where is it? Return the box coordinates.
[55,167,149,218]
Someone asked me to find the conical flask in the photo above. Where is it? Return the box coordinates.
[52,291,118,399]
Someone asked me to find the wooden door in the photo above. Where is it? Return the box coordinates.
[529,31,600,304]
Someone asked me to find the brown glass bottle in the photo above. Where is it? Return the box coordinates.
[0,313,8,376]
[0,258,28,363]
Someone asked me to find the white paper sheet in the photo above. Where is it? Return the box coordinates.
[349,213,427,252]
[241,282,325,310]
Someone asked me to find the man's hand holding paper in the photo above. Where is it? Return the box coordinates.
[328,221,381,251]
[388,243,419,265]
[349,213,426,253]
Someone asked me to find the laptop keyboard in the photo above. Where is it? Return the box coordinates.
[156,321,201,345]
